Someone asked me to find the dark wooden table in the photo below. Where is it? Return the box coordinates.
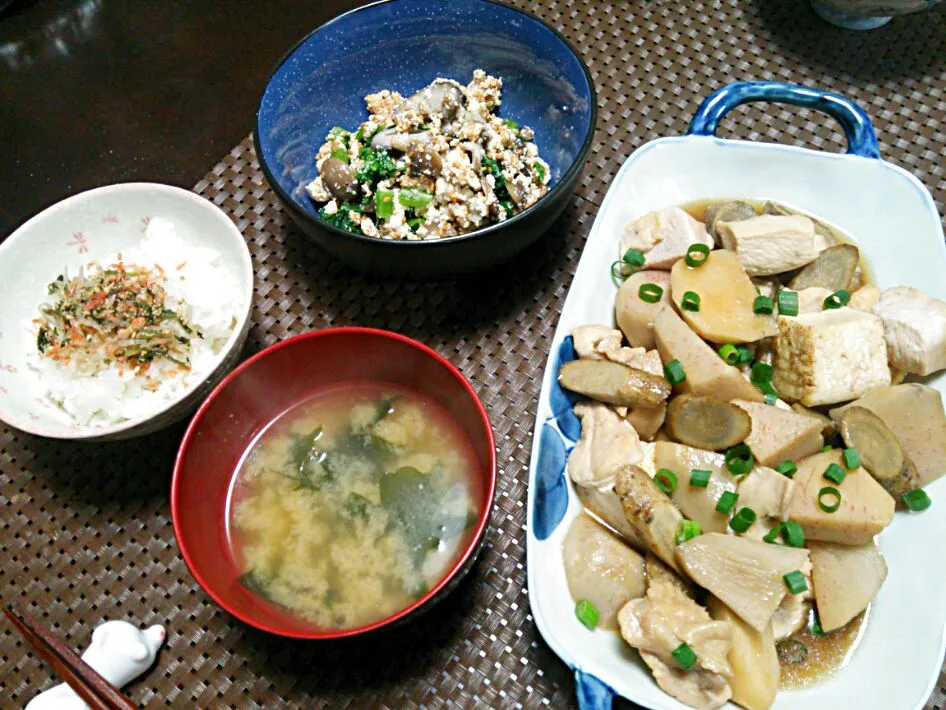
[0,0,360,238]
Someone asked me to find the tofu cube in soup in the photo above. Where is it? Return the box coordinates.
[621,207,713,270]
[772,308,891,406]
[717,214,824,276]
[872,286,946,376]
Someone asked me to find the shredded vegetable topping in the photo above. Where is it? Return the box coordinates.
[35,261,200,376]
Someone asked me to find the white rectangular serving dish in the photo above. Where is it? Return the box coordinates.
[526,82,946,710]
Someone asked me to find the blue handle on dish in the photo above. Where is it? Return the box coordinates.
[575,669,615,710]
[687,81,881,159]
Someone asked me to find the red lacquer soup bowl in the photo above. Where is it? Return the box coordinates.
[171,327,496,639]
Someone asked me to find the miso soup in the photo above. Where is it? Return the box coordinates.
[228,382,482,630]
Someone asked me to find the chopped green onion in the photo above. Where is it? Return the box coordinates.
[499,199,515,216]
[610,261,630,282]
[638,283,664,303]
[728,507,758,533]
[755,380,776,397]
[821,444,834,453]
[750,362,773,385]
[775,460,797,478]
[778,290,799,317]
[753,295,774,314]
[330,147,349,163]
[328,126,348,139]
[503,118,520,130]
[533,161,547,183]
[575,599,600,630]
[654,468,679,495]
[811,613,826,636]
[398,188,434,209]
[823,289,851,310]
[690,469,711,488]
[671,642,698,670]
[823,463,846,485]
[718,343,739,365]
[611,248,647,283]
[685,243,711,267]
[664,359,686,386]
[902,488,932,512]
[783,570,809,595]
[675,519,702,544]
[681,291,701,312]
[623,248,646,268]
[782,520,805,548]
[842,447,860,470]
[724,444,754,476]
[763,523,784,544]
[763,393,778,406]
[818,486,842,513]
[375,188,395,219]
[735,344,754,364]
[715,491,739,515]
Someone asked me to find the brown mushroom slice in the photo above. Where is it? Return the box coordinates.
[371,128,432,153]
[407,145,442,177]
[788,243,860,292]
[665,394,751,451]
[319,157,361,203]
[400,78,466,119]
[703,200,758,243]
[558,359,671,408]
[838,406,921,498]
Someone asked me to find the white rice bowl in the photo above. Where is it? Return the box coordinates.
[28,218,241,426]
[0,183,253,440]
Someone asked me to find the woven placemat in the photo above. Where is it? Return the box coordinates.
[2,1,945,708]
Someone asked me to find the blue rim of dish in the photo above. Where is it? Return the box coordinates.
[252,0,598,250]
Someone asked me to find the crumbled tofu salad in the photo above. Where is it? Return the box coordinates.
[305,70,551,240]
[555,198,946,710]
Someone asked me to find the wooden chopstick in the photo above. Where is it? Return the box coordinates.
[3,605,139,710]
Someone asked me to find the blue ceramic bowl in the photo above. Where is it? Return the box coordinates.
[254,0,596,278]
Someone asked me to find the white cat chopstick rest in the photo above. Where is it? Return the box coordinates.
[26,620,166,710]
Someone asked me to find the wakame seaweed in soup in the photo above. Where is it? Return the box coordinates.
[228,382,482,630]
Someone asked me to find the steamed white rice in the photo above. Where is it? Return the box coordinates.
[28,218,241,427]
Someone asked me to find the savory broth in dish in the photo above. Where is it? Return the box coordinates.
[228,382,482,630]
[777,609,868,690]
